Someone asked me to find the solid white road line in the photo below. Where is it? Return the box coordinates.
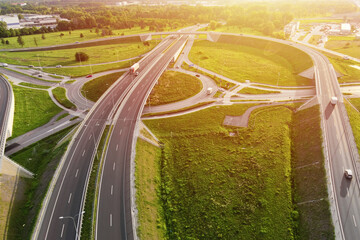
[68,193,72,204]
[75,169,79,178]
[82,150,86,157]
[111,185,113,195]
[353,215,357,227]
[113,162,116,171]
[110,214,113,227]
[60,224,65,238]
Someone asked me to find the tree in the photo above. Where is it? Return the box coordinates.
[59,33,64,38]
[33,37,38,47]
[80,33,84,38]
[42,33,45,40]
[17,35,24,47]
[5,40,9,45]
[75,52,89,62]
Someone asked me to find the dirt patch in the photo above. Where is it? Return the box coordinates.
[0,174,26,240]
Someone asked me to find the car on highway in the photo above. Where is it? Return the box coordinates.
[343,56,350,60]
[345,169,353,179]
[86,74,93,78]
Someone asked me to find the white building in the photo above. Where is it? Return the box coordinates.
[341,23,351,35]
[0,15,21,29]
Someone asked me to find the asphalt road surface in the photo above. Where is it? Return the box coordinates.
[0,76,10,160]
[33,37,175,240]
[96,36,189,240]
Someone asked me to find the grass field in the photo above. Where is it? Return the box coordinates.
[345,101,360,155]
[144,104,297,239]
[11,85,63,138]
[7,126,75,240]
[199,25,264,36]
[325,36,360,58]
[81,72,124,102]
[43,61,132,77]
[308,35,322,45]
[18,82,50,89]
[142,101,215,117]
[0,41,156,67]
[238,87,280,94]
[52,87,77,110]
[189,36,313,86]
[347,98,360,111]
[147,71,202,106]
[326,55,360,83]
[291,105,334,239]
[135,139,165,239]
[0,26,178,49]
[299,19,343,24]
[181,62,236,89]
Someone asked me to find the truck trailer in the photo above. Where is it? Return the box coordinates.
[130,63,139,73]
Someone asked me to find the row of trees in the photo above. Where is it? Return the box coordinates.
[0,1,358,40]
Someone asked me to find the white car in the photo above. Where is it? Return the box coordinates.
[331,96,338,105]
[56,65,62,68]
[345,169,353,179]
[2,63,8,67]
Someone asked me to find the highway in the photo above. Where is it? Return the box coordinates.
[96,36,189,239]
[305,47,360,240]
[33,37,175,240]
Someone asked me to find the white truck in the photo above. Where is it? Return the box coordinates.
[130,63,139,74]
[207,87,213,95]
[331,96,338,105]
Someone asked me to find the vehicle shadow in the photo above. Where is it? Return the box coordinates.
[340,175,351,198]
[325,102,335,120]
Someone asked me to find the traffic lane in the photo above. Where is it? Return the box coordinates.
[45,119,106,240]
[97,118,134,240]
[0,67,55,86]
[96,36,188,239]
[38,74,132,239]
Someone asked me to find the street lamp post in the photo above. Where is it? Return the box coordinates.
[59,211,85,239]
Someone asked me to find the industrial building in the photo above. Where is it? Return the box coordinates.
[340,23,351,35]
[0,15,21,29]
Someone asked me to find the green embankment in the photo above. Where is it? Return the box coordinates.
[11,85,63,138]
[81,72,124,102]
[7,126,76,240]
[139,103,333,239]
[144,104,295,239]
[147,71,202,106]
[0,41,154,67]
[189,35,313,86]
[135,138,165,239]
[327,55,360,83]
[238,87,280,94]
[43,60,131,78]
[52,87,77,110]
[291,105,334,239]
